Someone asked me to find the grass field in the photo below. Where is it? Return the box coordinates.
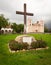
[0,34,51,65]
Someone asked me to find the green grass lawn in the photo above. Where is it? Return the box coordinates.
[0,34,51,65]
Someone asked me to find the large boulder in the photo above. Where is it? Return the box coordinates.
[15,35,36,45]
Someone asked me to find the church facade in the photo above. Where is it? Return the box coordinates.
[26,19,44,33]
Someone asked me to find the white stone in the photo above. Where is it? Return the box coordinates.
[23,37,32,43]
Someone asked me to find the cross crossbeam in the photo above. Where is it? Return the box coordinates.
[16,11,33,16]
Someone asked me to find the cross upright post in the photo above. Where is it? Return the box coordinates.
[24,4,26,33]
[16,3,34,33]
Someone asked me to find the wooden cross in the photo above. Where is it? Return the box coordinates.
[16,3,33,33]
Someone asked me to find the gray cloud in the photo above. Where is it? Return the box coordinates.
[0,0,51,26]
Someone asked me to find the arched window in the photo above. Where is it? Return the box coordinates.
[1,30,4,34]
[5,30,8,32]
[9,30,11,32]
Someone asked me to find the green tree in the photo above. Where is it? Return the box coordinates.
[18,24,24,33]
[11,23,24,33]
[48,28,51,33]
[11,23,17,33]
[0,14,9,29]
[44,24,48,32]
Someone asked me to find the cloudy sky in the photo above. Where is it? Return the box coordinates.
[0,0,51,25]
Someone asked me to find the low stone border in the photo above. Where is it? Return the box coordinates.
[8,46,49,53]
[8,40,49,53]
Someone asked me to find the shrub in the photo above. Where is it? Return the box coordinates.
[22,43,29,50]
[31,41,37,49]
[31,39,47,49]
[9,40,18,51]
[9,40,23,51]
[9,40,29,51]
[16,43,23,50]
[37,39,47,48]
